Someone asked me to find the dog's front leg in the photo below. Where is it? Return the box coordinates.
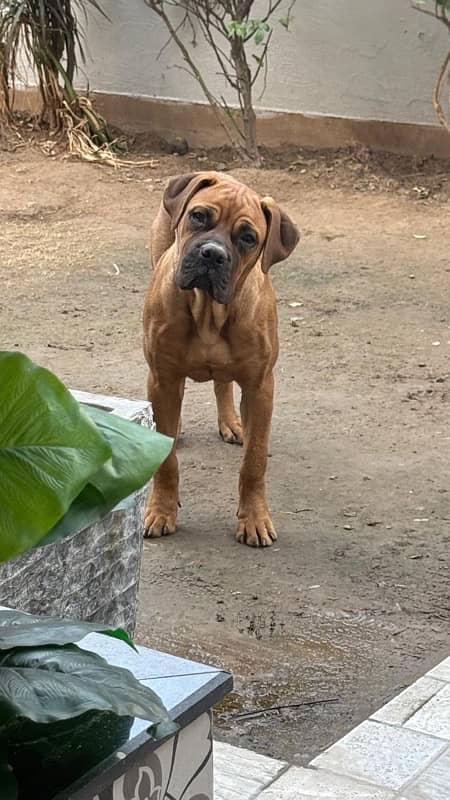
[236,373,277,548]
[144,372,185,538]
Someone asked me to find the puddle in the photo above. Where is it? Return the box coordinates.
[137,606,390,762]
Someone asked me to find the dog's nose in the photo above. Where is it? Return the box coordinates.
[199,242,226,269]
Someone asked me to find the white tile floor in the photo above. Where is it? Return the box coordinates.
[214,655,450,799]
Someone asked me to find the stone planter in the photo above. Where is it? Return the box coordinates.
[0,391,152,635]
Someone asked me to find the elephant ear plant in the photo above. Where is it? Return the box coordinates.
[0,351,175,799]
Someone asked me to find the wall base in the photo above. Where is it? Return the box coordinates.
[13,89,450,159]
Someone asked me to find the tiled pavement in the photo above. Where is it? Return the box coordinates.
[214,657,450,799]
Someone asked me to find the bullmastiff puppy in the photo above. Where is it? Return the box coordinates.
[143,171,299,547]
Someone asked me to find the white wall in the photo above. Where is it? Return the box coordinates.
[80,0,448,127]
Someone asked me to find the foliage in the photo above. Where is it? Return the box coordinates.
[0,353,176,797]
[0,0,116,158]
[0,351,173,561]
[144,0,295,164]
[0,611,177,799]
[413,0,450,133]
[0,612,173,728]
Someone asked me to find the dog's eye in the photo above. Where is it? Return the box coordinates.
[190,209,207,227]
[240,230,257,248]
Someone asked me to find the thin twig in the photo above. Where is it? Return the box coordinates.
[251,29,272,90]
[229,697,339,721]
[413,4,450,28]
[157,11,191,60]
[279,507,314,515]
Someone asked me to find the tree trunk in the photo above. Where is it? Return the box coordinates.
[0,48,12,119]
[230,36,261,165]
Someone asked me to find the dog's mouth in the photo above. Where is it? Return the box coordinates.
[176,241,233,304]
[177,271,231,304]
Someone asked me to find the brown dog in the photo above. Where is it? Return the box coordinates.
[143,172,299,547]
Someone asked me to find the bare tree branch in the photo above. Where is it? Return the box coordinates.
[144,0,240,147]
[251,29,272,88]
[143,0,295,163]
[157,10,191,60]
[220,94,246,141]
[433,48,450,132]
[412,1,450,132]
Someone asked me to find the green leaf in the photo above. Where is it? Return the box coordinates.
[38,405,173,547]
[0,610,137,652]
[0,644,177,731]
[227,19,248,39]
[0,747,16,800]
[254,29,265,45]
[0,352,111,562]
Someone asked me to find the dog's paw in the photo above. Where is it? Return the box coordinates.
[144,506,177,538]
[235,510,277,548]
[219,418,243,446]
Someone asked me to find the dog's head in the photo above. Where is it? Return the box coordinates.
[163,171,300,304]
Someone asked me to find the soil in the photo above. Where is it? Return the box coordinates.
[1,134,450,765]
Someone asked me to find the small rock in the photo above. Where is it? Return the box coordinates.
[343,524,353,531]
[160,136,189,155]
[290,316,304,327]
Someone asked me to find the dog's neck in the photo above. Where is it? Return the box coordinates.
[189,290,229,345]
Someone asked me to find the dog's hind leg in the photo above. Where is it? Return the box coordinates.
[214,381,243,445]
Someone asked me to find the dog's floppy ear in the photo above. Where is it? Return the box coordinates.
[163,172,218,230]
[260,197,300,273]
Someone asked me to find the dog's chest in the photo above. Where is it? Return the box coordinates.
[182,292,235,380]
[186,334,234,381]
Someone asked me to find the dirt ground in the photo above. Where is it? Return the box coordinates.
[1,137,450,765]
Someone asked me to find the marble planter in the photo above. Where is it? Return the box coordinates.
[53,633,232,800]
[0,391,152,635]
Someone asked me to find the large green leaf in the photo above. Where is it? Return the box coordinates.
[38,405,173,547]
[0,610,136,652]
[0,644,176,731]
[0,352,111,562]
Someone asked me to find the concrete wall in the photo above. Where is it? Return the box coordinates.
[82,0,448,127]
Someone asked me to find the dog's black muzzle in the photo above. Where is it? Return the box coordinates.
[177,238,233,304]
